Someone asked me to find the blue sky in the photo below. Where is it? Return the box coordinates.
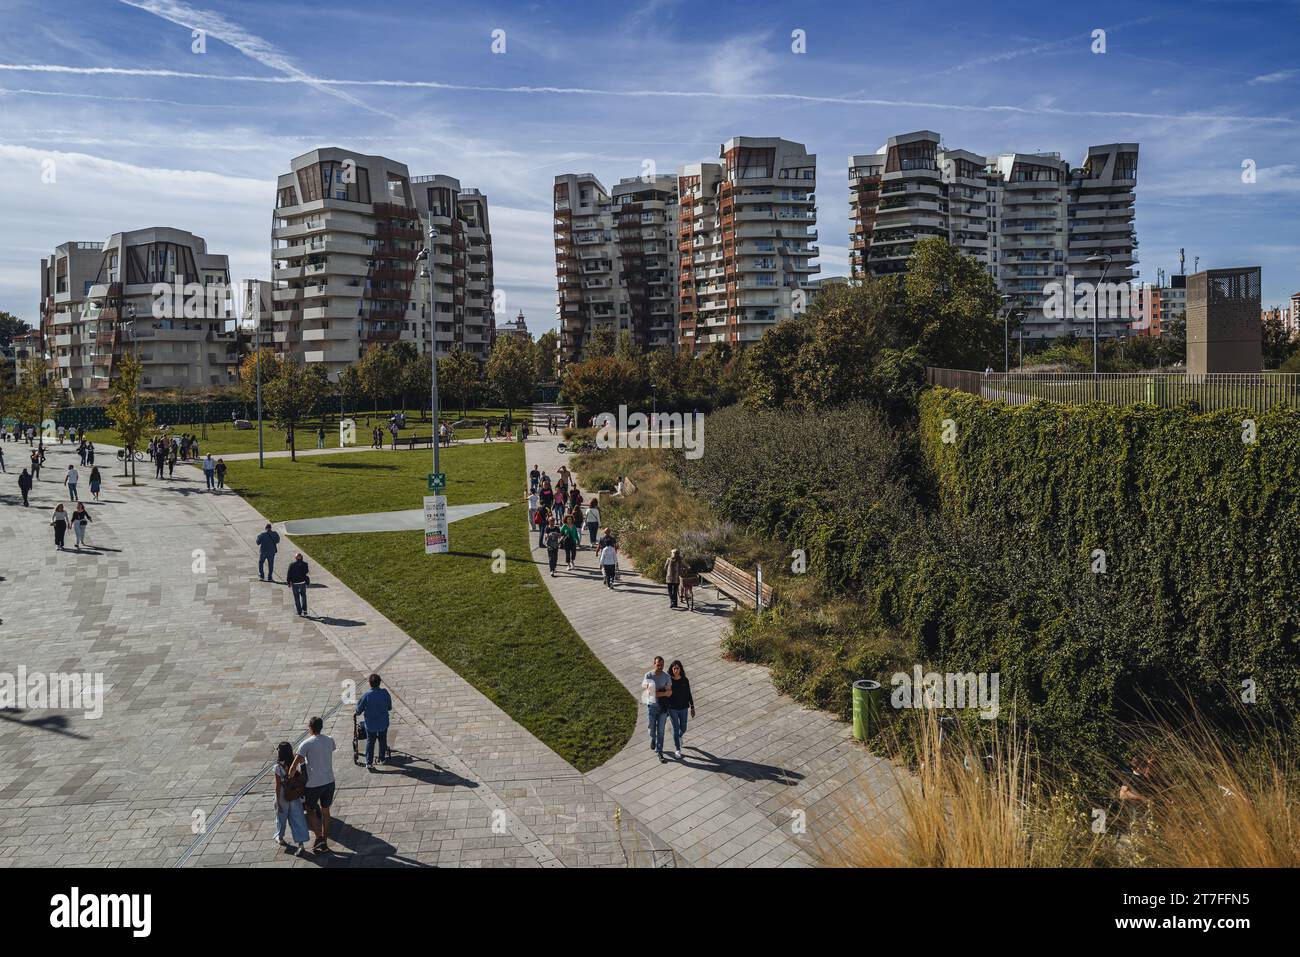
[1,0,1297,334]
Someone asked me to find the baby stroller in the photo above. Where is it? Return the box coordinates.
[352,709,401,766]
[680,573,700,611]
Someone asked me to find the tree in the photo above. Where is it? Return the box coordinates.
[403,350,433,416]
[743,316,810,409]
[1262,313,1296,369]
[1157,315,1186,368]
[0,311,30,351]
[486,335,536,426]
[615,331,642,361]
[585,326,616,359]
[534,330,559,383]
[106,354,155,485]
[238,347,281,410]
[263,361,329,462]
[389,340,420,411]
[646,348,690,409]
[438,348,482,419]
[358,343,400,414]
[560,355,642,419]
[14,356,60,431]
[338,364,364,416]
[903,237,1002,370]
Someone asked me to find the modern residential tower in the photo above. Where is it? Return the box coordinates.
[850,131,1138,339]
[41,227,238,397]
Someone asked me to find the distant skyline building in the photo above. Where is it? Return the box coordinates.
[272,147,495,380]
[553,171,678,364]
[849,130,1139,340]
[678,137,819,354]
[40,227,238,397]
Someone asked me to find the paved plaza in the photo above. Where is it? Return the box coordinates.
[0,418,895,868]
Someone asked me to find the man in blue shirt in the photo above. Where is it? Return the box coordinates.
[256,523,280,582]
[356,673,393,771]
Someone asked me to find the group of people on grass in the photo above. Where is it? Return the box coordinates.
[272,675,393,856]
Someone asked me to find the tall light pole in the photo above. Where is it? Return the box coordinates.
[418,224,442,480]
[1087,252,1112,399]
[125,302,138,484]
[254,288,265,468]
[1000,293,1013,374]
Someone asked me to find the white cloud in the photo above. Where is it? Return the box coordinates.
[1248,70,1298,85]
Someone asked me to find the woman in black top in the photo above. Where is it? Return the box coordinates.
[666,660,695,760]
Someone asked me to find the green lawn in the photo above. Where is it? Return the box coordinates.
[224,437,635,770]
[301,508,634,771]
[227,443,524,522]
[83,406,526,456]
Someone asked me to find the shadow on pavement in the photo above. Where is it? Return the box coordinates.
[680,747,805,786]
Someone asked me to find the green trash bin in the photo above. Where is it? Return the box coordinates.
[852,679,882,741]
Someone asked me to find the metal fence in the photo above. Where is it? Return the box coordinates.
[927,368,1300,414]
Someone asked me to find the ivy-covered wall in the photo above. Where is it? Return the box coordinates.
[914,388,1300,748]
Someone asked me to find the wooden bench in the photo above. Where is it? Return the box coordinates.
[407,435,435,450]
[703,556,775,611]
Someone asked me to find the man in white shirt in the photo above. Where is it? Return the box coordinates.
[64,465,79,502]
[290,716,337,853]
[643,656,672,762]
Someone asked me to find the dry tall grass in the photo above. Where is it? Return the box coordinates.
[823,707,1299,868]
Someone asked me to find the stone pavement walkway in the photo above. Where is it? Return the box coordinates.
[0,442,673,868]
[524,408,898,866]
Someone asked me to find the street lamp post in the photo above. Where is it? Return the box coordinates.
[999,293,1013,374]
[125,303,138,484]
[1086,252,1112,399]
[254,296,264,469]
[419,225,442,481]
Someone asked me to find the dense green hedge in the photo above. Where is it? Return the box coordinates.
[907,388,1300,773]
[672,402,923,595]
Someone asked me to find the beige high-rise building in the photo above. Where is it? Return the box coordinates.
[850,130,1138,339]
[41,227,238,397]
[554,171,678,364]
[678,137,819,353]
[272,148,495,379]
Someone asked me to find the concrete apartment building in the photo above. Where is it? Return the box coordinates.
[408,176,496,360]
[40,227,237,397]
[849,130,1138,339]
[554,171,678,364]
[272,148,495,379]
[678,137,819,354]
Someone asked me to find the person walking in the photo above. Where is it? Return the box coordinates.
[63,464,79,502]
[529,464,540,494]
[482,422,492,443]
[202,453,216,490]
[50,504,69,550]
[272,741,310,854]
[544,521,562,577]
[30,449,40,480]
[70,502,92,550]
[289,717,336,854]
[599,537,619,588]
[78,441,87,467]
[356,674,393,771]
[286,552,310,617]
[89,466,102,502]
[18,468,32,507]
[584,499,600,548]
[527,488,540,531]
[316,426,325,450]
[666,660,695,760]
[0,445,6,473]
[664,548,684,608]
[154,445,166,479]
[215,458,227,490]
[642,656,672,762]
[535,502,551,550]
[167,445,177,478]
[560,515,580,572]
[256,523,280,581]
[86,442,95,466]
